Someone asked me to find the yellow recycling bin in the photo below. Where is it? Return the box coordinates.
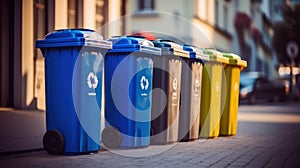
[220,53,247,136]
[200,49,229,138]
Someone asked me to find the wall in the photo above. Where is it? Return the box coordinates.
[126,0,192,43]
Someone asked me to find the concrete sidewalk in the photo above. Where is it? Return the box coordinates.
[0,108,45,153]
[1,102,300,167]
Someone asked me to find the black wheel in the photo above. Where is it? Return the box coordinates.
[101,127,121,148]
[43,130,65,155]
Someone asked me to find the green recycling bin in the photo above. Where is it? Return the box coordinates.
[220,53,247,136]
[200,49,229,138]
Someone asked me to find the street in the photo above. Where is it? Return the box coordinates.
[1,102,300,167]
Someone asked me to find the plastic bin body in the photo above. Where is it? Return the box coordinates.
[150,54,169,144]
[150,41,189,144]
[36,29,111,154]
[104,37,160,147]
[200,49,229,138]
[179,46,209,141]
[220,53,247,136]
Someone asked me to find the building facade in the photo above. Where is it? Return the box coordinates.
[1,0,285,110]
[0,0,124,109]
[126,0,278,78]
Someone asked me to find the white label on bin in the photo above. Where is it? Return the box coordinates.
[87,72,98,96]
[172,78,178,91]
[216,81,220,93]
[194,79,200,97]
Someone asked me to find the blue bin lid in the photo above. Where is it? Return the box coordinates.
[108,36,161,55]
[183,45,209,61]
[151,40,189,58]
[36,29,112,49]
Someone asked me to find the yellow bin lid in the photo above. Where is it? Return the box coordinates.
[203,49,229,64]
[222,52,247,68]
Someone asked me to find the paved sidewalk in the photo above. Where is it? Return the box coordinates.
[0,108,45,153]
[0,102,300,167]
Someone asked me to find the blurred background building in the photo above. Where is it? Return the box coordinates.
[0,0,125,110]
[0,0,299,110]
[127,0,283,77]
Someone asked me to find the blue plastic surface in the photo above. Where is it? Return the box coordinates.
[36,29,112,48]
[183,45,209,62]
[36,29,111,154]
[105,36,160,147]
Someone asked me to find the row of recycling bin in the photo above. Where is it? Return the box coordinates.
[36,29,247,155]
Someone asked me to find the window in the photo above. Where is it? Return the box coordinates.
[68,0,83,28]
[235,0,239,9]
[138,0,154,11]
[250,4,255,17]
[223,5,228,30]
[215,0,219,26]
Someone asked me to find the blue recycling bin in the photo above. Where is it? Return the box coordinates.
[102,36,161,148]
[36,29,112,155]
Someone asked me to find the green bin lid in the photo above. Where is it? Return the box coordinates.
[203,49,229,64]
[222,52,247,67]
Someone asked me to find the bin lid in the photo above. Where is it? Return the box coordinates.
[36,29,112,49]
[222,52,247,67]
[108,36,161,55]
[183,45,210,61]
[151,40,190,58]
[203,49,229,64]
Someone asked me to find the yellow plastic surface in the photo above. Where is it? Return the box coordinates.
[220,53,247,136]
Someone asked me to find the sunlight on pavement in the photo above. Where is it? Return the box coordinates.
[239,113,300,123]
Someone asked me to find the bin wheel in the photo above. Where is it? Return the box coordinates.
[101,127,121,148]
[43,130,65,155]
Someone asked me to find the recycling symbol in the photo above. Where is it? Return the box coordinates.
[172,78,178,90]
[87,72,98,89]
[140,75,149,90]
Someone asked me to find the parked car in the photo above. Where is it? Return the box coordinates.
[239,72,289,104]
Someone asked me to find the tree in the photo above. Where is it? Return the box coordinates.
[273,4,300,66]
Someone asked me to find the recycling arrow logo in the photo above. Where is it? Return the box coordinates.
[140,75,149,90]
[87,72,98,89]
[172,78,178,90]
